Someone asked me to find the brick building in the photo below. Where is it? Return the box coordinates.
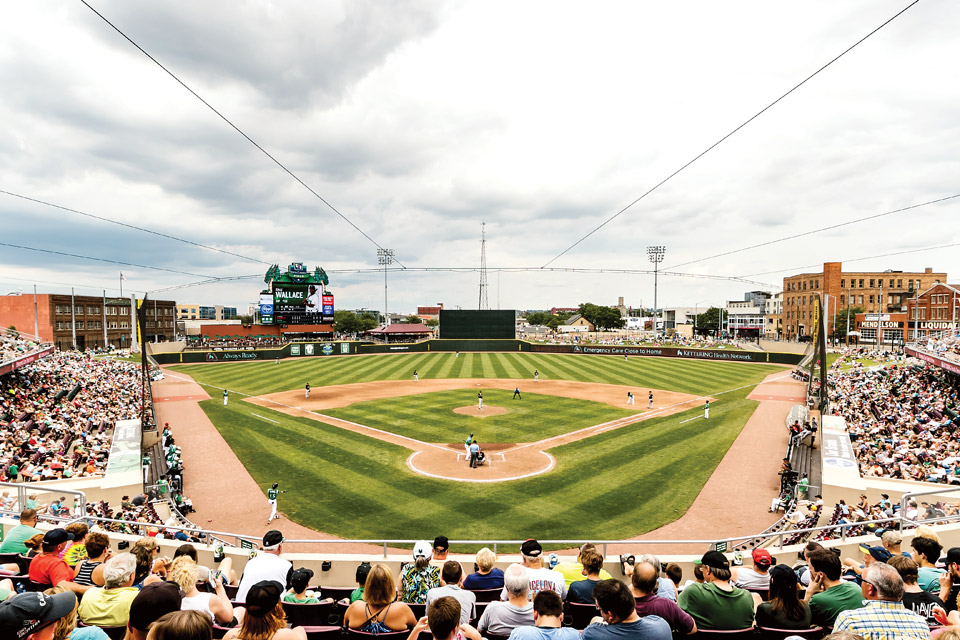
[904,283,960,341]
[0,293,176,351]
[782,262,947,340]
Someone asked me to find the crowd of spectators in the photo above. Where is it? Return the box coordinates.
[919,333,960,363]
[0,331,48,365]
[0,352,147,483]
[827,361,960,484]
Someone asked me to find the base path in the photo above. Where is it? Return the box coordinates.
[249,379,704,483]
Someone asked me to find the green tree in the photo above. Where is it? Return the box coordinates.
[7,325,17,337]
[425,318,438,328]
[237,315,254,325]
[359,313,379,331]
[832,306,863,341]
[691,307,721,335]
[334,310,362,334]
[404,315,423,324]
[578,303,625,330]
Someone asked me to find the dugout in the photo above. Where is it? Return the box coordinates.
[439,310,515,340]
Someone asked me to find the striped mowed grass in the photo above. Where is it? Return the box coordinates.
[174,352,783,541]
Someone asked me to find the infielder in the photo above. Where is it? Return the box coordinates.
[513,387,522,399]
[648,391,653,409]
[478,390,483,409]
[267,482,285,524]
[413,369,419,382]
[305,383,310,399]
[627,391,634,405]
[223,389,228,406]
[704,400,710,419]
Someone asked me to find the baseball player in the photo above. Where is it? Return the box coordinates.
[534,369,539,381]
[223,389,228,406]
[413,369,419,382]
[648,391,653,409]
[478,390,483,410]
[267,482,286,524]
[627,391,634,405]
[513,387,522,399]
[624,354,628,362]
[704,400,710,419]
[305,383,310,399]
[464,433,474,463]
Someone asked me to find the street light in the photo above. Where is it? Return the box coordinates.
[377,248,394,344]
[647,246,666,337]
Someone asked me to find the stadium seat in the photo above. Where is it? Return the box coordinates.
[302,627,345,640]
[745,588,768,601]
[693,629,757,640]
[564,602,600,630]
[0,552,20,565]
[756,627,824,640]
[483,634,511,640]
[282,601,337,627]
[320,585,355,601]
[224,583,239,599]
[408,603,427,619]
[467,587,502,602]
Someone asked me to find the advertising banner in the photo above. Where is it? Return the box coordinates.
[259,292,274,325]
[272,285,334,323]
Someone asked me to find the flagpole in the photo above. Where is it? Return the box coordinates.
[119,272,123,298]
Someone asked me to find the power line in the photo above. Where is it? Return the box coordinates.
[668,192,960,270]
[542,0,921,268]
[78,0,403,268]
[0,189,269,265]
[739,241,960,278]
[0,241,222,279]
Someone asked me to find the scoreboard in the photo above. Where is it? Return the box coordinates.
[259,263,334,325]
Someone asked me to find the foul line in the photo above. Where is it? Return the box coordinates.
[251,413,279,424]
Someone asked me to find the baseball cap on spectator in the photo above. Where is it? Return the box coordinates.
[697,551,730,569]
[246,581,283,616]
[752,548,772,568]
[0,591,77,638]
[290,568,314,593]
[880,530,902,545]
[945,548,960,566]
[413,541,432,559]
[42,528,74,548]
[262,530,284,550]
[433,536,449,553]
[521,539,542,558]
[129,581,183,631]
[859,544,892,562]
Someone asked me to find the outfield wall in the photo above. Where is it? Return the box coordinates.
[155,339,804,365]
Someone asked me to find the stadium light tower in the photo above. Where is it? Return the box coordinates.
[647,246,666,336]
[377,248,394,343]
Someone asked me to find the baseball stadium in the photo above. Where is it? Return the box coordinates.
[3,2,960,638]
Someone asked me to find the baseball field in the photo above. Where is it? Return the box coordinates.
[170,351,786,542]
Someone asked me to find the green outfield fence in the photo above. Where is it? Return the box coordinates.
[150,339,804,365]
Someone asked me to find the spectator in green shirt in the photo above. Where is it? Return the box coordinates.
[804,548,865,628]
[0,509,42,554]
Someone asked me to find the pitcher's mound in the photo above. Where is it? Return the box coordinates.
[453,405,507,417]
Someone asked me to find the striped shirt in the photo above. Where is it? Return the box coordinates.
[74,560,102,586]
[833,600,930,640]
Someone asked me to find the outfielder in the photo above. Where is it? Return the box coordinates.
[223,389,228,406]
[267,482,286,524]
[534,369,539,381]
[413,369,419,382]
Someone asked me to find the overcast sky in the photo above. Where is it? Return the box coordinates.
[1,0,958,316]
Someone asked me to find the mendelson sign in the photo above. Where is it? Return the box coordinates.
[571,345,755,361]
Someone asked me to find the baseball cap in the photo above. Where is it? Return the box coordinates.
[697,551,730,570]
[129,581,183,631]
[945,548,960,566]
[262,530,284,550]
[0,591,77,639]
[413,540,432,559]
[42,529,75,547]
[290,568,314,593]
[752,548,772,567]
[521,539,542,558]
[433,536,449,552]
[859,544,892,562]
[246,580,283,616]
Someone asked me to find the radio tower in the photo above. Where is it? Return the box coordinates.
[478,222,489,309]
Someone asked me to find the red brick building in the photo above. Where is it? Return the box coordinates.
[782,262,947,339]
[0,293,176,351]
[904,283,960,341]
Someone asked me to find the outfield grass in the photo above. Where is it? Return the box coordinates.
[175,353,784,541]
[173,351,777,397]
[323,390,637,443]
